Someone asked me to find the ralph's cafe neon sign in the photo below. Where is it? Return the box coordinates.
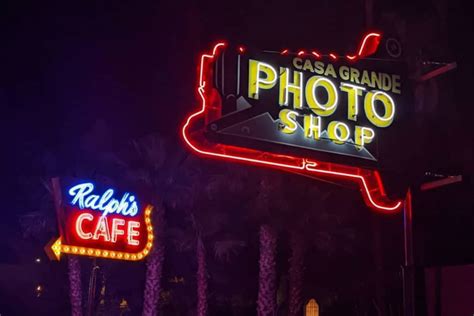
[47,179,154,261]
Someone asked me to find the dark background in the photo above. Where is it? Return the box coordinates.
[1,0,473,314]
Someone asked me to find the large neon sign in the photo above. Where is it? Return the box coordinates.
[46,178,154,261]
[181,34,413,213]
[248,57,399,156]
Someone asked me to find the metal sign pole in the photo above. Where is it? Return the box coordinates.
[86,258,100,316]
[403,189,415,316]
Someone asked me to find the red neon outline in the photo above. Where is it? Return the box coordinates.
[50,205,154,261]
[278,32,381,61]
[181,41,401,213]
[357,32,381,56]
[346,32,381,61]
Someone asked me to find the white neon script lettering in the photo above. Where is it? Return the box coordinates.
[68,182,139,217]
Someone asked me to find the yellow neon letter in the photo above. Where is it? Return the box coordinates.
[293,58,303,70]
[327,121,350,144]
[339,66,350,80]
[304,115,321,140]
[303,59,314,72]
[340,83,366,121]
[279,109,299,134]
[392,74,401,94]
[313,61,324,75]
[364,90,396,128]
[248,59,277,100]
[279,68,303,108]
[305,76,338,117]
[355,126,375,149]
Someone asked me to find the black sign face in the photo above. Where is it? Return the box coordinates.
[206,47,413,170]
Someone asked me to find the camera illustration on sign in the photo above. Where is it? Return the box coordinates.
[46,178,154,261]
[182,33,412,213]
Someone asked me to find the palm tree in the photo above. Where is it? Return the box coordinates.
[68,256,83,316]
[142,198,165,316]
[168,160,247,316]
[253,173,286,316]
[77,129,193,316]
[19,119,137,316]
[284,181,323,316]
[257,224,278,316]
[287,231,305,316]
[112,133,188,316]
[284,180,360,316]
[20,177,85,316]
[196,237,208,316]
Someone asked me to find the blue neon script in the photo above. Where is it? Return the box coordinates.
[68,182,139,217]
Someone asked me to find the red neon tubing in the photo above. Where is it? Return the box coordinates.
[181,40,401,213]
[276,32,381,61]
[346,32,381,61]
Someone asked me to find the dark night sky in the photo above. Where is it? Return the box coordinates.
[1,0,473,264]
[1,0,369,225]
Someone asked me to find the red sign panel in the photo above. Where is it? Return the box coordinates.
[47,178,154,261]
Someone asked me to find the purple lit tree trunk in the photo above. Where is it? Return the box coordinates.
[68,256,83,316]
[288,232,305,316]
[257,224,277,316]
[196,237,208,316]
[142,203,165,316]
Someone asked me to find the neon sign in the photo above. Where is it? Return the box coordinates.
[68,182,139,217]
[46,178,154,261]
[207,37,406,163]
[181,34,412,213]
[248,57,399,155]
